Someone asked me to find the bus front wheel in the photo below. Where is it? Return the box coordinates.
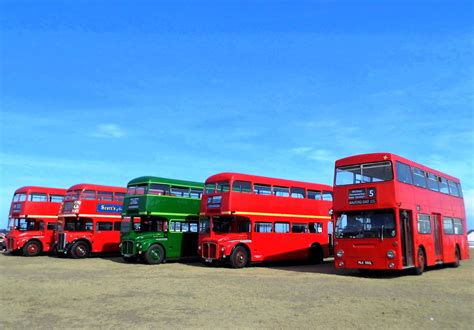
[23,241,42,257]
[145,245,164,265]
[70,241,90,259]
[230,246,248,269]
[413,248,426,275]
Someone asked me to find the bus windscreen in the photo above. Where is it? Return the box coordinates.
[336,161,393,185]
[335,210,396,239]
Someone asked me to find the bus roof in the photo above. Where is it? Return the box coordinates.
[14,186,67,195]
[127,176,204,188]
[335,153,461,183]
[205,172,332,191]
[66,183,127,193]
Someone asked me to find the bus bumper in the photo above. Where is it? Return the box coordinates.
[335,256,402,270]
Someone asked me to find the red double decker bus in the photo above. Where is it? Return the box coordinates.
[55,184,126,258]
[5,186,66,256]
[333,153,469,275]
[199,173,333,268]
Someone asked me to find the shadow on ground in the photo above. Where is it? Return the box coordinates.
[37,252,454,279]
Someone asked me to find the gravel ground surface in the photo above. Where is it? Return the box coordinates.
[1,253,473,329]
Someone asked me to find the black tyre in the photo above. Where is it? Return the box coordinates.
[452,247,460,268]
[309,244,324,264]
[229,246,249,269]
[122,255,138,263]
[23,241,42,257]
[413,248,426,275]
[70,241,90,259]
[145,245,164,265]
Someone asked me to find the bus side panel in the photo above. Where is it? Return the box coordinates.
[249,215,329,262]
[93,221,121,253]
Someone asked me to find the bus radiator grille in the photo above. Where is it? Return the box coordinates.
[122,240,134,255]
[203,243,217,259]
[57,233,66,251]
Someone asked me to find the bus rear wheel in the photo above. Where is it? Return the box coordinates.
[230,246,248,269]
[452,247,460,268]
[309,244,324,264]
[23,241,42,257]
[70,241,90,259]
[145,245,164,265]
[413,248,426,275]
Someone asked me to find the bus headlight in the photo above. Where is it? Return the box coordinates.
[338,261,345,267]
[387,250,395,259]
[198,245,201,250]
[389,263,395,269]
[336,250,344,258]
[221,246,225,252]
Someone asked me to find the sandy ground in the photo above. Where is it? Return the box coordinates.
[0,253,473,329]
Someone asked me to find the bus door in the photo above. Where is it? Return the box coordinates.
[168,219,198,259]
[181,220,199,257]
[432,213,443,261]
[399,210,414,267]
[327,221,334,255]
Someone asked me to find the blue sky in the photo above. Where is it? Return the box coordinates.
[0,0,473,229]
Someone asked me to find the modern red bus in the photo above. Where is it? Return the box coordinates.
[54,184,126,258]
[5,186,66,256]
[333,153,469,275]
[199,173,333,268]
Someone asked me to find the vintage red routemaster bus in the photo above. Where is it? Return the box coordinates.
[54,184,126,258]
[199,173,333,268]
[333,153,469,275]
[5,186,66,256]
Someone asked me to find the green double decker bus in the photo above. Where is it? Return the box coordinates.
[120,176,204,264]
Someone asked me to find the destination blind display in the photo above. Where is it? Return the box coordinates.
[127,197,140,210]
[97,204,123,213]
[348,188,376,205]
[207,195,222,209]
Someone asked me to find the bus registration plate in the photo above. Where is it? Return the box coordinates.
[205,258,213,263]
[357,260,373,265]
